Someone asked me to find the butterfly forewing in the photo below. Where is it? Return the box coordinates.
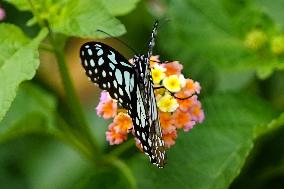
[80,42,135,109]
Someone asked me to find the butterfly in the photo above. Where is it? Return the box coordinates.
[79,21,166,168]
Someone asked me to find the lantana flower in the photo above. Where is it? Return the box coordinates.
[96,56,205,149]
[157,93,179,112]
[152,64,166,84]
[96,91,117,119]
[163,75,183,93]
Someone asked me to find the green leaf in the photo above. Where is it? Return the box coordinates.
[161,0,284,81]
[255,0,284,29]
[5,0,127,38]
[0,24,48,122]
[0,83,57,143]
[129,93,278,189]
[102,0,140,16]
[254,112,284,138]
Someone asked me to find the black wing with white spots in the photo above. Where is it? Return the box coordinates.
[80,42,135,109]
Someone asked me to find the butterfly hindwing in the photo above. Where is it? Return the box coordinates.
[133,56,166,168]
[80,42,135,109]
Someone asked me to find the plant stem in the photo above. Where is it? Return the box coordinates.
[39,43,54,52]
[109,138,135,157]
[55,115,95,162]
[47,29,101,159]
[106,156,137,189]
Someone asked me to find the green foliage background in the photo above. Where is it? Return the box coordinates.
[0,0,284,189]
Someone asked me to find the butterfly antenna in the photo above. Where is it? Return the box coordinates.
[96,29,139,55]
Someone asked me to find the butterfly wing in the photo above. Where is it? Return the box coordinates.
[144,21,166,167]
[80,42,135,109]
[132,55,166,168]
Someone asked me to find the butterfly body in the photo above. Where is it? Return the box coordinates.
[80,22,166,168]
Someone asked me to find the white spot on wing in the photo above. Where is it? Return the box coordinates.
[115,69,123,85]
[108,51,118,64]
[98,57,104,65]
[120,61,131,68]
[113,80,117,88]
[102,70,106,77]
[90,59,95,67]
[124,71,131,98]
[119,88,123,95]
[142,133,146,141]
[88,49,93,55]
[97,49,103,56]
[84,60,88,66]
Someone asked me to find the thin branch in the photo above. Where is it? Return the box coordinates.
[154,86,194,100]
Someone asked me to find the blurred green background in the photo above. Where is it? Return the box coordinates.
[0,0,284,189]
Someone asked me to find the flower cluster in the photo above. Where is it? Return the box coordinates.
[96,56,204,149]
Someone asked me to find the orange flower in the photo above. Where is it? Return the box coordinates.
[190,101,205,123]
[113,113,133,134]
[177,95,197,111]
[163,61,183,76]
[159,112,175,133]
[96,91,117,119]
[172,109,191,129]
[106,123,128,145]
[163,129,178,148]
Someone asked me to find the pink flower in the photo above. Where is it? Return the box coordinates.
[172,108,192,130]
[177,95,197,111]
[112,113,133,134]
[177,79,201,98]
[106,123,128,145]
[159,112,176,133]
[163,129,178,148]
[96,91,117,119]
[183,120,196,132]
[0,7,6,21]
[162,61,183,76]
[190,101,205,123]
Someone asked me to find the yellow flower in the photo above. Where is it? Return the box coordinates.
[271,35,284,55]
[163,75,182,92]
[151,64,166,84]
[244,29,267,50]
[157,93,179,112]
